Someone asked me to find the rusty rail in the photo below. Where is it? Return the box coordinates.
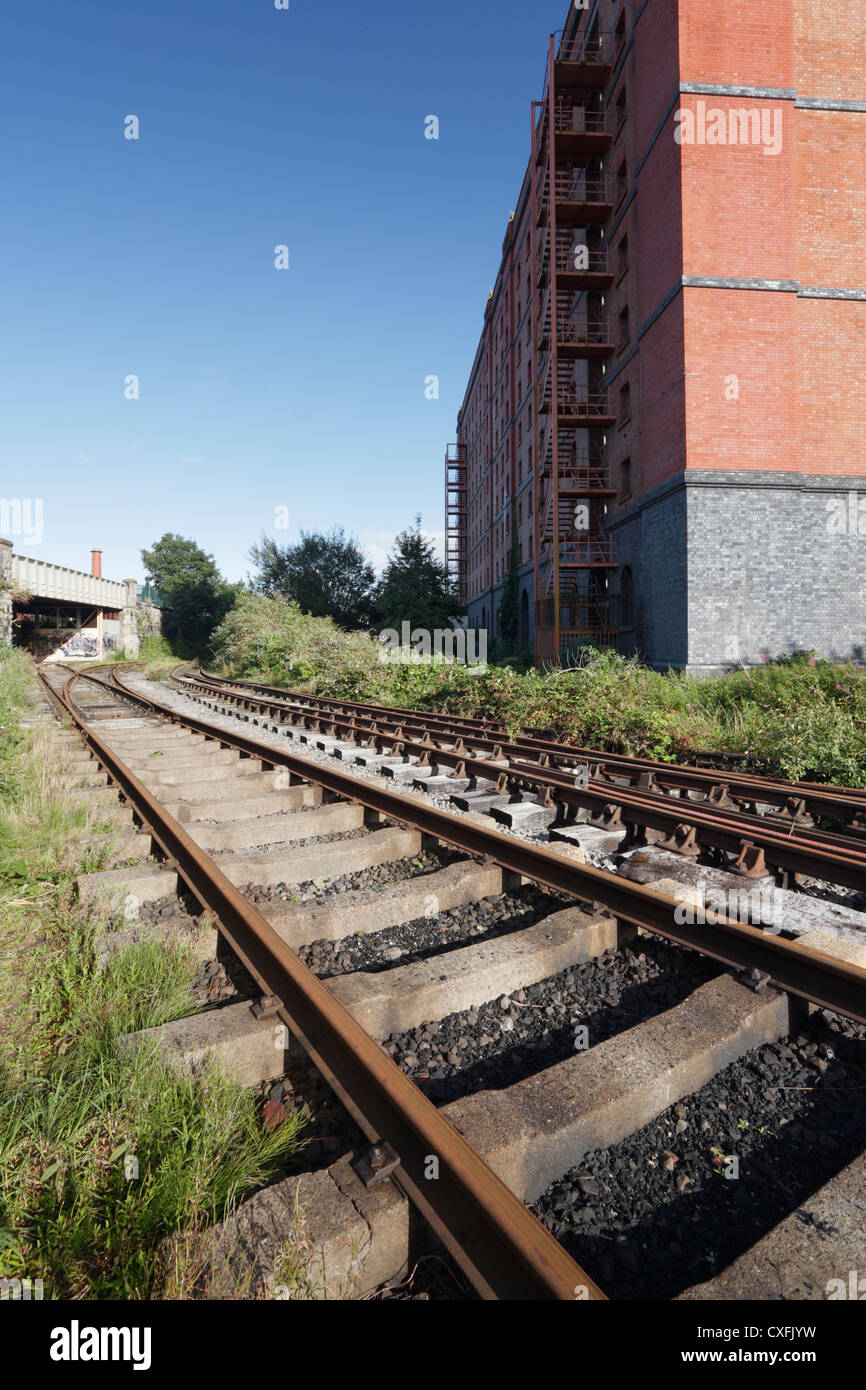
[175,669,866,894]
[42,661,866,1301]
[191,668,866,806]
[38,663,602,1302]
[100,664,866,1022]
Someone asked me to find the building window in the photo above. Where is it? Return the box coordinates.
[618,306,630,348]
[620,565,634,629]
[615,87,627,132]
[617,234,629,280]
[618,382,631,424]
[615,8,627,54]
[617,158,628,204]
[620,456,632,499]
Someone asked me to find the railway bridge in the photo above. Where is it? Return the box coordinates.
[0,539,160,659]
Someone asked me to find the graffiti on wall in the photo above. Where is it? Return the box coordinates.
[33,629,119,660]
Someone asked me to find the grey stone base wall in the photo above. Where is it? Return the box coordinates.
[610,471,866,671]
[608,485,688,668]
[466,473,866,670]
[685,471,866,671]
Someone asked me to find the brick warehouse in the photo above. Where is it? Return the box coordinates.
[444,0,866,671]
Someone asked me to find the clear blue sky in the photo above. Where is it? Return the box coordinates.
[0,0,566,584]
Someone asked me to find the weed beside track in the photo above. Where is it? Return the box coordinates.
[0,649,306,1298]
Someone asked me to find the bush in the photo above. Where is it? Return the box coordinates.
[209,603,866,787]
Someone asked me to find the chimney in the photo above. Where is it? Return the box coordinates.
[91,549,102,578]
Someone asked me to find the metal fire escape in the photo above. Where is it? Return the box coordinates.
[531,23,617,664]
[445,442,468,604]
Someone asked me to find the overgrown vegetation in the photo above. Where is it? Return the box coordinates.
[248,515,463,636]
[0,648,306,1297]
[141,534,239,655]
[210,604,866,786]
[250,526,379,630]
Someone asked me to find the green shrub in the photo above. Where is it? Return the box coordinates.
[209,602,866,787]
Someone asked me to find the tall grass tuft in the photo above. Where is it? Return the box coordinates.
[0,646,306,1298]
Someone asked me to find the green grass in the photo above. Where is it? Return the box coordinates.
[0,646,307,1298]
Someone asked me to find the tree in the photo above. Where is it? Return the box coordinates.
[141,534,237,654]
[376,516,464,633]
[248,528,378,630]
[497,509,520,654]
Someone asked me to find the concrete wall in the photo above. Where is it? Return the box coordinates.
[10,554,128,609]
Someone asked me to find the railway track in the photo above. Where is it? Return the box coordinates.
[191,666,866,808]
[173,667,866,897]
[34,659,866,1302]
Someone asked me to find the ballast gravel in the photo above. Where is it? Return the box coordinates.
[121,673,618,865]
[533,1008,866,1299]
[382,935,719,1105]
[297,883,569,979]
[243,847,464,906]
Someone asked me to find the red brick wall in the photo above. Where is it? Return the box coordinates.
[679,98,796,282]
[794,0,866,101]
[635,107,684,322]
[634,0,682,151]
[796,110,866,290]
[679,0,794,89]
[796,298,866,472]
[683,288,799,473]
[640,296,687,493]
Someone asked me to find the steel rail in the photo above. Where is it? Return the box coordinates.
[97,663,866,1023]
[38,664,602,1302]
[186,670,866,841]
[189,668,866,812]
[172,669,866,893]
[191,668,505,733]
